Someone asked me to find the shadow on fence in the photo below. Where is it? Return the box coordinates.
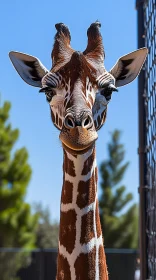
[0,248,139,280]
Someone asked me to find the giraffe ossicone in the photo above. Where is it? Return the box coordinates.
[9,22,147,280]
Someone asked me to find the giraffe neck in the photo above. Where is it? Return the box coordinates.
[57,146,108,280]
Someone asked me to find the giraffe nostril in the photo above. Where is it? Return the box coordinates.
[67,118,74,127]
[64,115,75,129]
[84,118,89,126]
[64,113,93,129]
[82,115,93,129]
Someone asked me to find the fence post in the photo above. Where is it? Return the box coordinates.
[39,250,44,280]
[136,0,147,279]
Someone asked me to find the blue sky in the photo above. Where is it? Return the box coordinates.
[0,0,139,220]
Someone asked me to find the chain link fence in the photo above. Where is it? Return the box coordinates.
[137,0,156,278]
[143,0,156,279]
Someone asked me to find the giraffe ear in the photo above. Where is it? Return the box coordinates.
[9,51,48,87]
[110,48,148,87]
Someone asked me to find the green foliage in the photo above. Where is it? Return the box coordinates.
[0,251,31,280]
[0,101,38,279]
[34,203,59,248]
[99,130,138,249]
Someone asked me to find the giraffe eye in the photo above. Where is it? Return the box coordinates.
[100,83,118,92]
[100,84,118,101]
[45,91,55,102]
[39,86,56,102]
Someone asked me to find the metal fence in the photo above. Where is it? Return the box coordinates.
[0,248,138,280]
[137,0,156,279]
[144,0,156,279]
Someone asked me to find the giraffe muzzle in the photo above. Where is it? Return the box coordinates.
[59,125,98,154]
[64,113,93,130]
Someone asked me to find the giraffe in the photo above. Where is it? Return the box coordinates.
[9,22,147,280]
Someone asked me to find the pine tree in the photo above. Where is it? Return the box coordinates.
[0,101,38,279]
[99,130,138,249]
[34,203,59,249]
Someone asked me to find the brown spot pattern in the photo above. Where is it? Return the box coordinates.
[57,253,71,280]
[61,181,73,204]
[64,98,68,108]
[101,110,107,127]
[88,94,94,106]
[63,151,76,177]
[59,209,76,254]
[51,111,55,123]
[56,113,58,125]
[76,174,96,209]
[80,211,95,244]
[59,118,62,128]
[81,150,95,175]
[67,99,72,110]
[95,200,102,238]
[99,245,108,279]
[72,154,77,158]
[87,101,92,109]
[74,247,96,280]
[95,167,98,190]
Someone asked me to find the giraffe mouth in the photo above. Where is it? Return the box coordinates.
[59,126,98,154]
[61,142,95,155]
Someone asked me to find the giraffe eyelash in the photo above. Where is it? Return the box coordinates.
[39,86,56,102]
[99,85,118,102]
[101,84,118,96]
[45,91,55,102]
[39,86,53,92]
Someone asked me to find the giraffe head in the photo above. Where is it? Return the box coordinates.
[9,22,147,154]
